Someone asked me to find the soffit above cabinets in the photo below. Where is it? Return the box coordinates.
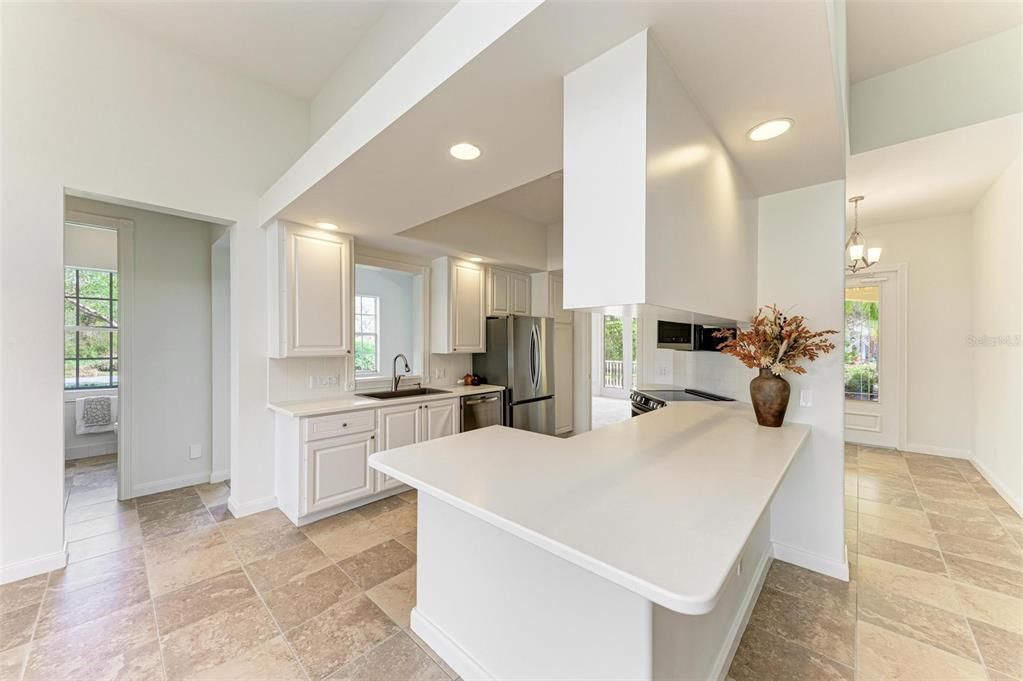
[263,1,843,257]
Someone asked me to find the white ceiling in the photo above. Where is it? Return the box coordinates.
[846,114,1021,227]
[484,174,564,226]
[847,0,1022,83]
[277,1,844,249]
[93,1,393,98]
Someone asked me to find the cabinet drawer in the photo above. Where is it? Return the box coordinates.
[304,410,375,441]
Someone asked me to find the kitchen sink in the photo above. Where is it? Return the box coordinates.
[355,387,452,400]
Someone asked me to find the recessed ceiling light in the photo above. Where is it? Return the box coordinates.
[747,118,793,142]
[449,143,481,161]
[468,256,483,262]
[315,222,339,231]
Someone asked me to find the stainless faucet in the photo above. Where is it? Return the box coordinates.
[392,353,411,392]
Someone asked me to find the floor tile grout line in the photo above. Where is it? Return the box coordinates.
[202,494,314,681]
[903,455,992,673]
[138,538,171,681]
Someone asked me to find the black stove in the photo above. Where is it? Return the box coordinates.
[629,388,734,416]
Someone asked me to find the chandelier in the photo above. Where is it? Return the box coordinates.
[846,196,881,274]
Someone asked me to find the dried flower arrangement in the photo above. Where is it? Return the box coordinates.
[713,305,838,376]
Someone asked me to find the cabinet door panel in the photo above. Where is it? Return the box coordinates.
[549,274,570,323]
[376,403,421,491]
[291,232,351,354]
[489,268,511,316]
[303,433,374,514]
[422,399,457,440]
[511,274,530,315]
[452,262,485,352]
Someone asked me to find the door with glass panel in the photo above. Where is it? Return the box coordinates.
[600,312,638,399]
[843,273,900,448]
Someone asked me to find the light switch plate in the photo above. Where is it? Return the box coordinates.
[799,390,813,407]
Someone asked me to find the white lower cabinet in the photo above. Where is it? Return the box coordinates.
[302,430,376,515]
[277,394,478,525]
[375,398,457,491]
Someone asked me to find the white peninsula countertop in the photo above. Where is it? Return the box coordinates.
[371,401,809,615]
[268,383,505,417]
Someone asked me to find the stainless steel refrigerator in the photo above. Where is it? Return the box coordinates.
[472,316,555,435]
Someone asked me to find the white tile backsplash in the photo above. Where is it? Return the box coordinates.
[269,353,473,403]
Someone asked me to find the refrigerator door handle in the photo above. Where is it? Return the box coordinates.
[536,323,544,390]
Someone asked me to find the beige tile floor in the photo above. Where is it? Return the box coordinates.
[0,454,451,681]
[729,445,1023,681]
[3,448,1021,680]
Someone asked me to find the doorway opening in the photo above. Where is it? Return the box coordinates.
[590,310,636,428]
[843,269,904,448]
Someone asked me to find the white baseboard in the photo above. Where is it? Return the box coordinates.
[971,457,1023,517]
[904,443,972,460]
[285,486,411,527]
[131,471,212,498]
[1,543,67,585]
[65,442,117,461]
[209,469,230,484]
[411,608,494,681]
[771,541,849,581]
[712,548,773,681]
[228,494,278,518]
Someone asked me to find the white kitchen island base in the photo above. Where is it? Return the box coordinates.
[411,492,773,681]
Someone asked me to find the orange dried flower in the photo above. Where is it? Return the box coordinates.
[713,304,837,375]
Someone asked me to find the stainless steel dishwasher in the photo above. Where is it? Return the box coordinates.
[460,391,504,431]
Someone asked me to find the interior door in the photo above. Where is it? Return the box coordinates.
[843,273,900,448]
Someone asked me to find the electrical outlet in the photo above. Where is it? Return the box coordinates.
[188,444,202,460]
[799,389,813,407]
[309,374,340,389]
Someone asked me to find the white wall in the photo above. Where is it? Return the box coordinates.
[850,28,1022,153]
[211,234,230,482]
[68,196,218,494]
[355,265,415,376]
[65,224,118,271]
[0,2,309,581]
[971,157,1021,509]
[759,180,847,579]
[643,33,757,322]
[562,30,757,321]
[862,213,974,456]
[400,202,549,271]
[310,1,455,142]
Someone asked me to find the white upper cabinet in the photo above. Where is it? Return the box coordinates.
[487,266,531,317]
[432,256,486,353]
[268,221,354,358]
[530,271,569,323]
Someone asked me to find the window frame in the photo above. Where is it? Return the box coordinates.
[64,266,119,390]
[354,294,380,376]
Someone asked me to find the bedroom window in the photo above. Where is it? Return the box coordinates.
[65,267,118,389]
[354,294,379,375]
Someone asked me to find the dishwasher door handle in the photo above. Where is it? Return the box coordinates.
[464,396,500,406]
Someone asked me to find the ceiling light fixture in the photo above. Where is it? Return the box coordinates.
[315,222,339,231]
[747,118,793,142]
[468,256,483,262]
[449,143,481,161]
[845,196,881,273]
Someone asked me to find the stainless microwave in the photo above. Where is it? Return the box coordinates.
[656,320,694,350]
